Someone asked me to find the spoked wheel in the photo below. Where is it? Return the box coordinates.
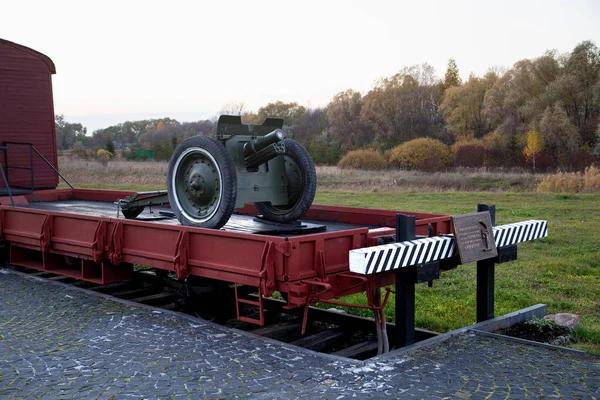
[255,139,316,222]
[167,135,237,229]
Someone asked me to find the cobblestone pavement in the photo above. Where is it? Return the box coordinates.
[1,269,599,399]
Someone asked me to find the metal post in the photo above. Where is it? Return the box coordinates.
[0,157,15,206]
[476,204,495,322]
[32,146,74,189]
[2,142,8,184]
[29,144,34,190]
[395,214,416,348]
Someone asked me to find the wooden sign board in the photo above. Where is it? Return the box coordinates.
[451,211,498,264]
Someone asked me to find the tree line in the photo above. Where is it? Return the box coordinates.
[56,40,600,171]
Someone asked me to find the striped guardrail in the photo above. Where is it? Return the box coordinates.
[349,220,548,275]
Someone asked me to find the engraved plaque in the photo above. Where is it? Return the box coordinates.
[451,211,498,264]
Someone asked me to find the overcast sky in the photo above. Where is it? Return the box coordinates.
[2,0,599,132]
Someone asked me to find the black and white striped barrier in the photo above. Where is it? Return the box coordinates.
[350,220,548,275]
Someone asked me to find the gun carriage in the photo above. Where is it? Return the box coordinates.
[117,115,316,229]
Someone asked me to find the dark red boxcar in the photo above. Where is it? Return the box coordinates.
[0,38,58,190]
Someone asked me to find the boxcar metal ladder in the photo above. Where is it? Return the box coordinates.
[233,283,265,326]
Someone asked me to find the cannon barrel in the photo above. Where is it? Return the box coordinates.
[243,129,284,159]
[243,129,286,169]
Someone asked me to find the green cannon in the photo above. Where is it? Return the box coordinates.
[117,115,316,229]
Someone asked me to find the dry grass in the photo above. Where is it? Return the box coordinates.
[537,165,600,193]
[59,157,168,186]
[58,156,540,192]
[316,166,538,192]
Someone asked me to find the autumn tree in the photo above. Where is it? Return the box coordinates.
[544,41,600,146]
[326,89,365,151]
[484,53,560,135]
[539,104,581,167]
[592,123,600,158]
[256,101,306,125]
[523,129,544,172]
[361,64,443,149]
[441,72,498,138]
[293,108,327,146]
[443,59,461,90]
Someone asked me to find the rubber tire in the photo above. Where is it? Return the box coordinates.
[167,135,237,229]
[255,139,316,222]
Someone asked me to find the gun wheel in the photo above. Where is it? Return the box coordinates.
[167,135,237,229]
[255,139,316,222]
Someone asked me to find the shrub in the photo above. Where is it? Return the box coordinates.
[96,148,113,166]
[337,149,386,170]
[388,138,452,171]
[453,141,486,168]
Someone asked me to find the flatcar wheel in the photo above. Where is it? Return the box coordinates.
[255,139,316,222]
[167,135,237,229]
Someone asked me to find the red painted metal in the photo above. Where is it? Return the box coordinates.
[0,39,58,189]
[0,188,453,324]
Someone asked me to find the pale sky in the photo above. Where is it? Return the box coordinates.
[2,0,599,132]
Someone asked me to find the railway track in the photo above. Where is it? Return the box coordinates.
[7,266,439,360]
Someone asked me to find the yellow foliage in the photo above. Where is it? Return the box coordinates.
[523,129,544,159]
[388,138,452,171]
[96,148,113,164]
[338,150,387,170]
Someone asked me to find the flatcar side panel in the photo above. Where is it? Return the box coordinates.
[49,214,106,259]
[2,207,47,247]
[286,228,369,281]
[187,229,275,279]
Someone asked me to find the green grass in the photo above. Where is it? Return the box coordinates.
[314,191,600,354]
[62,183,600,353]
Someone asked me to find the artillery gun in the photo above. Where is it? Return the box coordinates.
[117,115,316,229]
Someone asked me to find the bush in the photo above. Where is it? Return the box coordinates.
[453,140,486,168]
[337,149,386,170]
[388,138,452,171]
[96,148,113,166]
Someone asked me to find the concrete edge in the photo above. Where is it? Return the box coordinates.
[1,268,364,366]
[471,330,588,355]
[373,304,548,360]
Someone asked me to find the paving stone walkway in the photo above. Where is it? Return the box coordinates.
[1,269,599,399]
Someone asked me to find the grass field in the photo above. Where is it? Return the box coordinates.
[314,191,600,354]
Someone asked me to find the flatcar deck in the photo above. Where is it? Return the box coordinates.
[18,199,378,236]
